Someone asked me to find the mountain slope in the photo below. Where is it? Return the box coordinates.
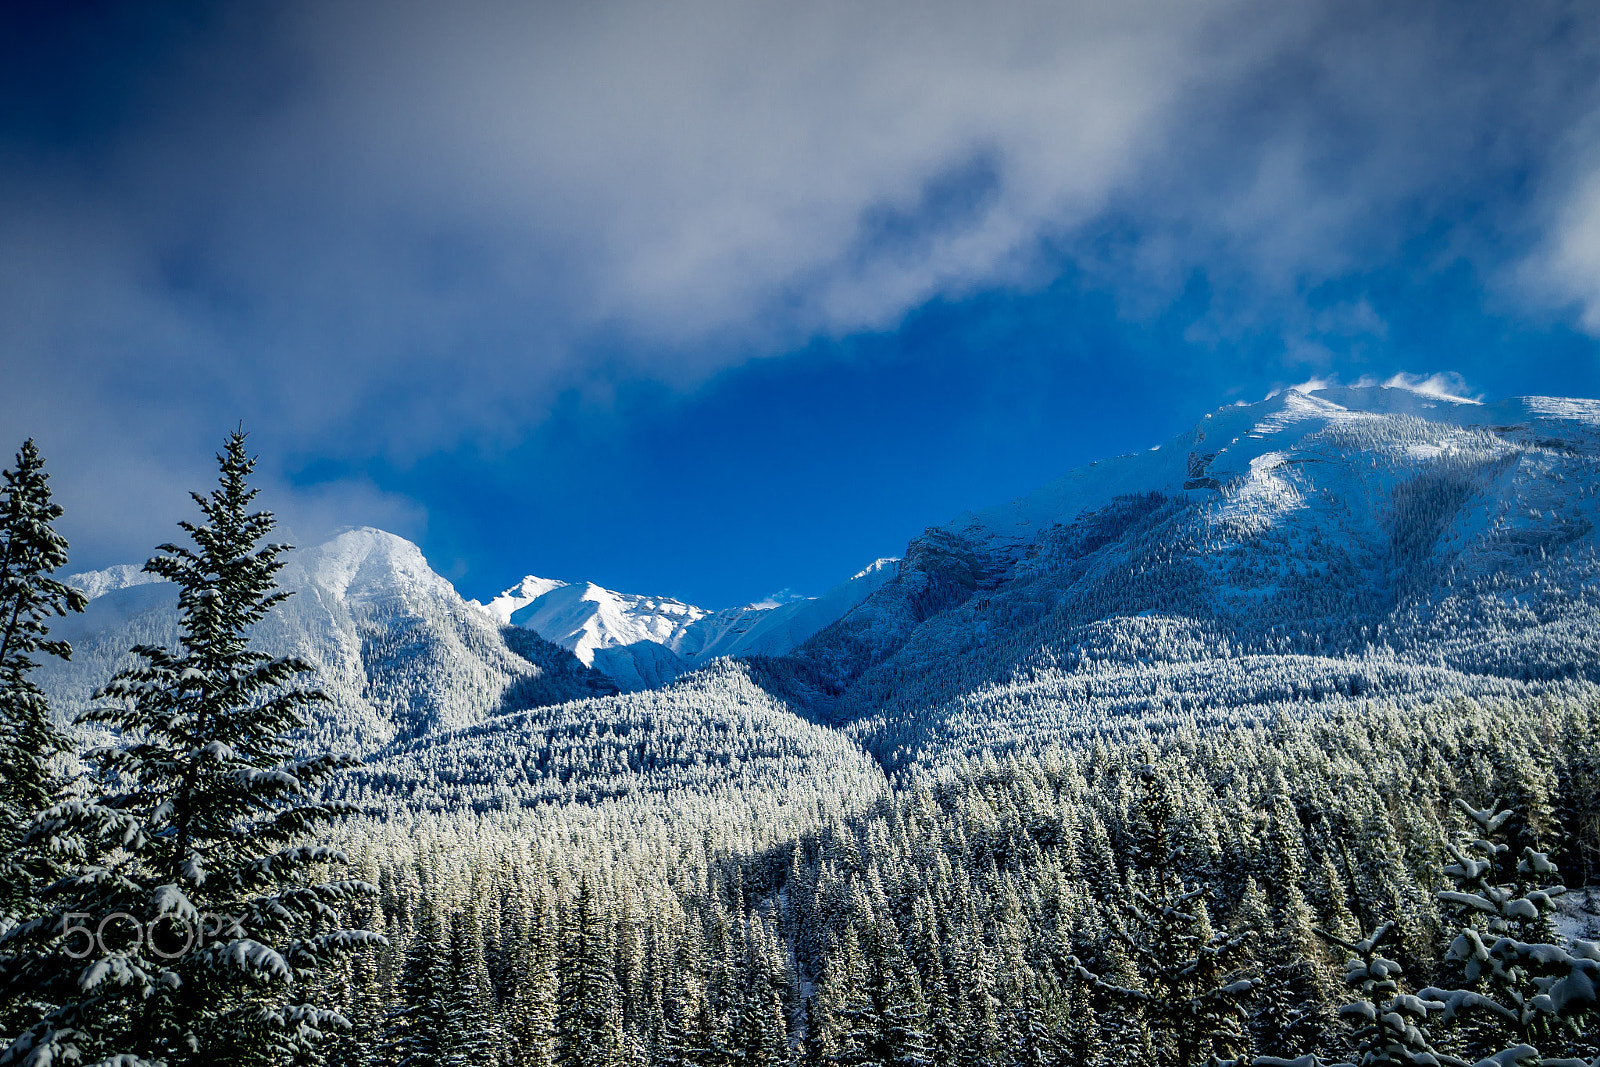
[760,385,1600,766]
[40,383,1600,779]
[474,557,900,689]
[341,659,888,815]
[44,527,608,755]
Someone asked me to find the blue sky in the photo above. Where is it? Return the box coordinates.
[5,1,1600,607]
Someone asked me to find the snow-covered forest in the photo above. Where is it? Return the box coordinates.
[4,384,1600,1065]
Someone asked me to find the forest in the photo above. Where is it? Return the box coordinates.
[2,428,1598,1067]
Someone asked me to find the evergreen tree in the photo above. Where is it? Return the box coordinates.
[1066,973,1108,1067]
[442,906,502,1067]
[814,925,876,1067]
[0,439,86,927]
[1074,766,1254,1067]
[1418,801,1600,1064]
[1316,922,1461,1067]
[875,952,932,1067]
[557,883,623,1067]
[385,899,449,1067]
[3,431,383,1066]
[505,901,559,1067]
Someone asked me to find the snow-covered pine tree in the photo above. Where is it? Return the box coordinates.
[385,897,450,1067]
[2,431,383,1067]
[504,897,559,1067]
[324,949,386,1067]
[1308,921,1463,1067]
[0,440,86,928]
[875,948,933,1067]
[1418,800,1600,1065]
[442,905,503,1067]
[813,924,875,1067]
[1073,765,1254,1067]
[556,882,624,1067]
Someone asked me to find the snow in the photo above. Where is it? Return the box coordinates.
[480,555,902,686]
[936,383,1600,561]
[64,563,165,601]
[1553,887,1600,944]
[39,377,1600,771]
[38,526,598,756]
[475,575,571,624]
[508,582,712,667]
[275,526,456,604]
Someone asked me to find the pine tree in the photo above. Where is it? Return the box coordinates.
[876,952,932,1067]
[557,883,623,1067]
[1418,801,1600,1064]
[505,900,559,1067]
[814,925,876,1067]
[1066,973,1107,1067]
[1315,922,1462,1067]
[442,905,502,1067]
[3,431,384,1067]
[1073,766,1254,1067]
[325,952,387,1067]
[385,899,450,1067]
[0,440,86,926]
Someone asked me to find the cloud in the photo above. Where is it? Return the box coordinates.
[1271,368,1482,403]
[3,0,1599,564]
[1379,371,1482,403]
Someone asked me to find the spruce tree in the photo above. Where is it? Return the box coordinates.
[0,440,86,925]
[1316,922,1461,1067]
[505,900,559,1067]
[1418,801,1600,1064]
[385,899,449,1067]
[2,431,383,1067]
[1073,766,1254,1067]
[556,883,623,1067]
[442,906,502,1067]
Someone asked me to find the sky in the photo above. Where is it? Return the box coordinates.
[4,0,1600,607]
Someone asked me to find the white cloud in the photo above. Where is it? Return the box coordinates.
[4,0,1599,562]
[1379,372,1482,403]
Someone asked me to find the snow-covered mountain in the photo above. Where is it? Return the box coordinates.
[37,381,1600,783]
[760,384,1600,766]
[45,527,609,755]
[472,558,900,689]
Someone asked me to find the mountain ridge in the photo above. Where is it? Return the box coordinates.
[42,381,1600,782]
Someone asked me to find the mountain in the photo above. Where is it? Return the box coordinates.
[755,384,1600,766]
[45,527,610,756]
[38,382,1600,780]
[473,558,900,689]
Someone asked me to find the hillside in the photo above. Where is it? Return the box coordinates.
[755,384,1600,766]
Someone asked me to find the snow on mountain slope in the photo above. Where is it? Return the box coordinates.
[63,562,165,601]
[45,527,605,755]
[477,575,573,623]
[342,660,888,815]
[508,583,711,664]
[473,556,900,688]
[676,559,901,663]
[44,381,1600,779]
[765,383,1600,767]
[943,385,1600,558]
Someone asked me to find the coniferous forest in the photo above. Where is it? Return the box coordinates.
[4,398,1600,1066]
